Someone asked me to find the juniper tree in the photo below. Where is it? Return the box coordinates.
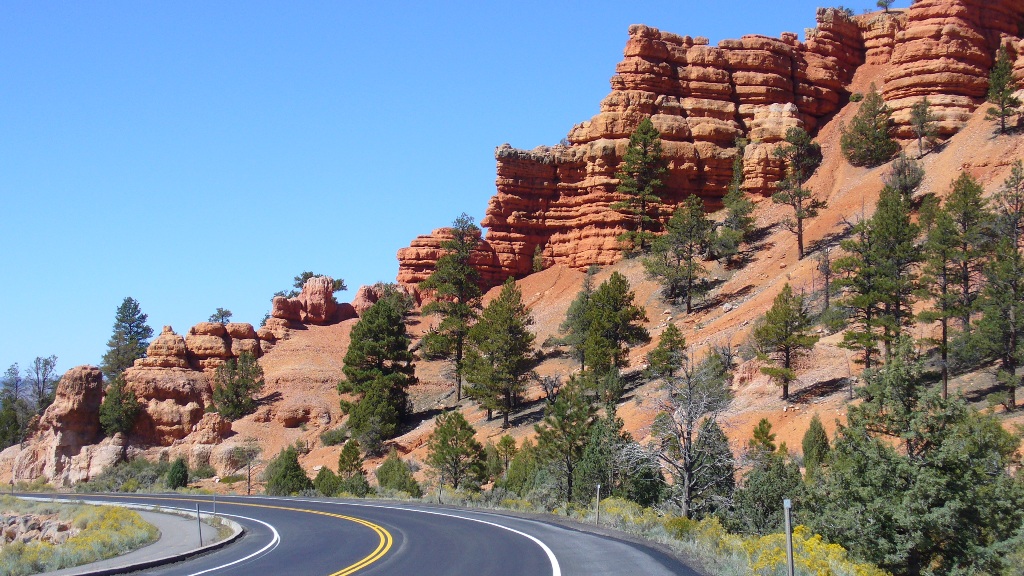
[376,450,422,497]
[645,323,687,380]
[613,118,668,253]
[801,414,830,480]
[420,213,483,401]
[99,374,141,461]
[909,97,939,158]
[281,272,347,298]
[840,84,898,167]
[427,410,485,490]
[753,283,819,400]
[559,267,598,370]
[101,297,153,381]
[643,195,713,313]
[166,457,189,489]
[264,446,313,496]
[464,278,536,428]
[772,127,825,259]
[730,420,802,535]
[986,46,1021,134]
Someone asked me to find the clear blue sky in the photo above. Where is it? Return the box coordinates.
[0,1,901,373]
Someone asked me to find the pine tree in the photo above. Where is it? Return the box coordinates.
[872,187,921,356]
[498,438,539,496]
[426,410,485,490]
[25,355,58,414]
[420,213,483,401]
[985,46,1021,134]
[801,414,830,480]
[338,294,415,453]
[264,446,313,495]
[612,117,668,253]
[945,172,992,330]
[208,308,233,323]
[534,379,595,504]
[730,444,802,535]
[918,206,959,397]
[753,283,819,400]
[100,297,154,381]
[212,352,265,421]
[712,140,756,262]
[581,272,649,376]
[643,195,713,312]
[336,439,370,496]
[559,266,598,370]
[836,218,883,370]
[840,84,899,167]
[772,127,825,259]
[313,467,341,497]
[496,435,517,475]
[464,279,536,428]
[977,238,1024,412]
[645,323,687,380]
[909,97,939,158]
[99,374,141,461]
[573,414,632,504]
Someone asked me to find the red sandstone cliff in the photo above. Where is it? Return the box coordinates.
[397,1,1024,290]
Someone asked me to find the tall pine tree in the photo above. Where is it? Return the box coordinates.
[985,46,1021,134]
[772,127,824,259]
[612,117,668,253]
[100,297,154,381]
[643,195,713,313]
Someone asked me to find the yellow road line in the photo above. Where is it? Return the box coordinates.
[64,493,393,575]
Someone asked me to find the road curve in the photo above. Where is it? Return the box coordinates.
[43,493,699,575]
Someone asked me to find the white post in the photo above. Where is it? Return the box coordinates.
[595,484,601,527]
[784,498,794,576]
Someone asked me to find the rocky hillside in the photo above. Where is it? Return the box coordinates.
[3,0,1024,489]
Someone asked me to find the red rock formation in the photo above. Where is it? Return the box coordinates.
[9,366,118,486]
[271,275,341,324]
[398,8,866,287]
[882,0,1024,137]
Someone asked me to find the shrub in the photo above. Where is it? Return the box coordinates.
[166,458,189,489]
[219,474,245,485]
[313,467,342,497]
[77,458,171,493]
[264,446,312,496]
[840,84,898,167]
[190,463,217,481]
[319,427,348,447]
[211,352,265,421]
[375,451,422,497]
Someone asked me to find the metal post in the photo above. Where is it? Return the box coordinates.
[196,503,203,547]
[595,484,601,527]
[438,475,443,505]
[213,492,216,518]
[784,499,794,576]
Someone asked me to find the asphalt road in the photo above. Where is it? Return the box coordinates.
[41,493,700,576]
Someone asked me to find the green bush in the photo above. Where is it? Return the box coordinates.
[849,92,863,102]
[77,458,171,493]
[375,451,421,497]
[166,458,189,489]
[219,474,245,485]
[840,85,898,167]
[190,463,217,481]
[264,446,312,496]
[319,427,348,447]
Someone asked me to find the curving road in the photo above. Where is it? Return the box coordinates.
[42,493,699,575]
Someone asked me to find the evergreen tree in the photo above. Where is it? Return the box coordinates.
[534,379,595,504]
[801,414,830,480]
[420,213,483,401]
[212,352,265,421]
[835,215,883,369]
[496,435,517,476]
[985,46,1021,134]
[840,84,899,167]
[748,418,778,457]
[499,438,539,497]
[872,187,921,356]
[375,450,422,497]
[313,467,341,497]
[712,141,756,262]
[643,195,713,313]
[100,297,154,382]
[463,279,536,428]
[25,355,58,414]
[99,374,141,460]
[208,308,232,323]
[0,396,21,450]
[644,349,734,518]
[908,97,938,158]
[918,206,959,397]
[977,237,1024,411]
[426,410,485,490]
[574,415,663,506]
[645,323,687,380]
[730,420,802,535]
[883,153,924,203]
[753,283,819,400]
[945,172,992,330]
[338,294,415,453]
[166,457,189,489]
[337,439,370,496]
[264,446,313,495]
[559,266,597,370]
[816,246,834,312]
[612,117,668,253]
[282,272,347,298]
[772,127,825,259]
[581,272,649,376]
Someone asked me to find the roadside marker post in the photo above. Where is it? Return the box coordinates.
[197,503,203,547]
[784,498,794,576]
[595,484,601,527]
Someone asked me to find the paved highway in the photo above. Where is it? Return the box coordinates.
[43,493,700,575]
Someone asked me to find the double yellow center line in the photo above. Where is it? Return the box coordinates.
[66,493,393,575]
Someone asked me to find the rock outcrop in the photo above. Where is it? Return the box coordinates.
[271,275,353,324]
[9,366,118,487]
[397,1,1024,291]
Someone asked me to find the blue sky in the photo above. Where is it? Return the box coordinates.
[0,1,902,373]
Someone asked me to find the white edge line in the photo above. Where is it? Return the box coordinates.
[24,497,281,576]
[289,497,561,576]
